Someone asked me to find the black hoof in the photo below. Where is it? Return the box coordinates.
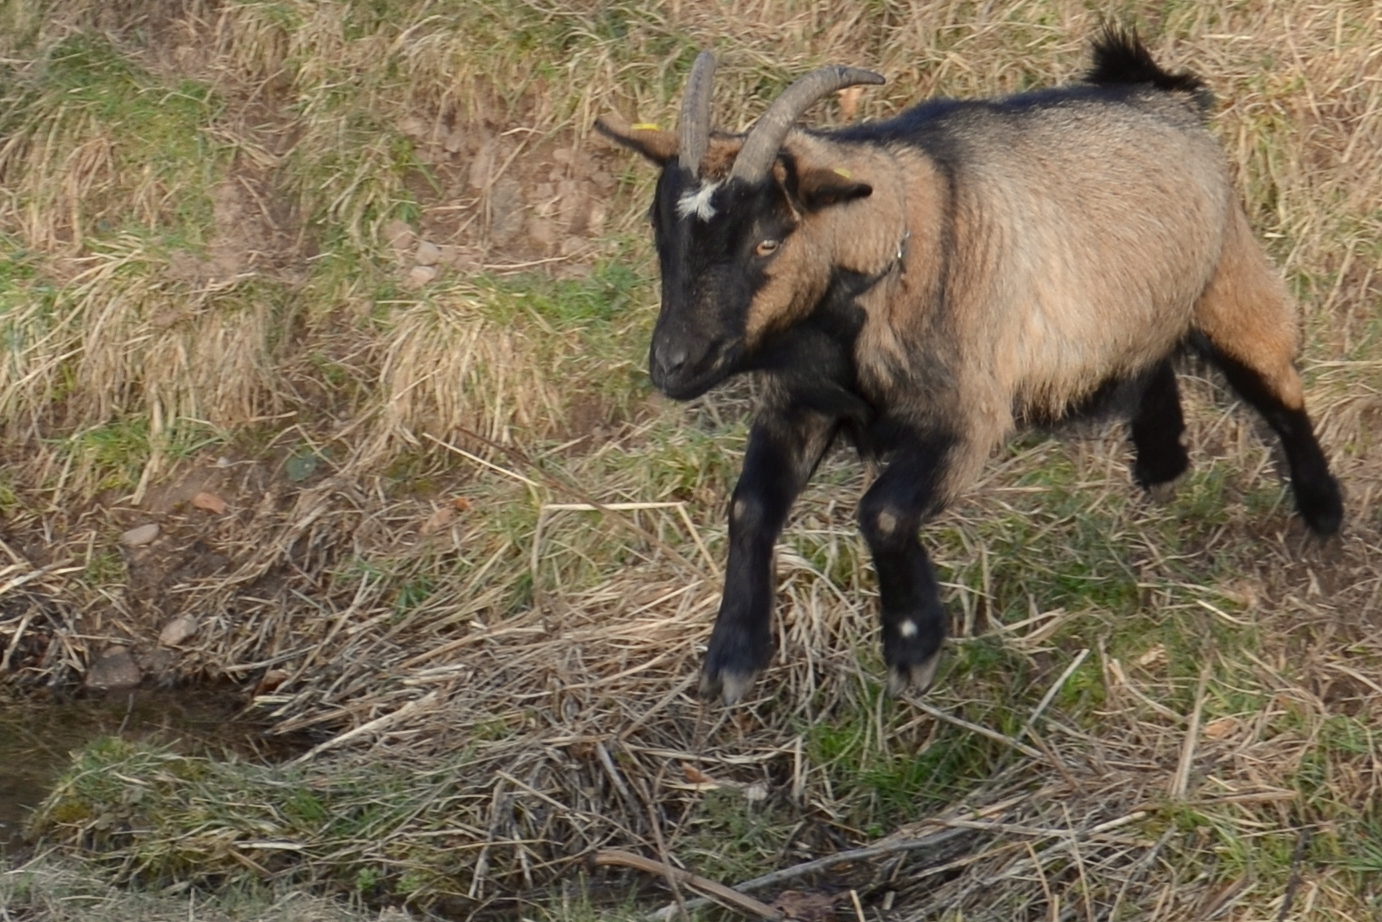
[886,650,942,697]
[1144,474,1186,504]
[882,611,945,697]
[1133,444,1190,496]
[698,668,759,704]
[1296,474,1343,536]
[701,625,772,705]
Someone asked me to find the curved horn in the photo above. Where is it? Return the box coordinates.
[678,51,717,174]
[730,65,885,182]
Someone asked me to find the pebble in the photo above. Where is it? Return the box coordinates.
[85,648,141,690]
[159,615,199,647]
[414,240,442,266]
[406,265,438,288]
[120,523,160,547]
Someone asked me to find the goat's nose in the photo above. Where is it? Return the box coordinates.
[654,340,689,377]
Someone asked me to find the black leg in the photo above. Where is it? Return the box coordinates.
[1130,359,1190,493]
[857,432,956,695]
[701,404,836,703]
[1207,348,1343,535]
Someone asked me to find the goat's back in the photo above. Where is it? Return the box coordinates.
[883,90,1235,422]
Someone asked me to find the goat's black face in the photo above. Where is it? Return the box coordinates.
[648,167,797,400]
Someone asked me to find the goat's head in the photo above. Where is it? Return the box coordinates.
[598,53,884,399]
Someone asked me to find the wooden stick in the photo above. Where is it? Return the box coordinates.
[1170,664,1212,799]
[591,850,781,920]
[648,826,975,920]
[910,700,1045,761]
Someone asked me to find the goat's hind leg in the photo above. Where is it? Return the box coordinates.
[1129,358,1190,499]
[1202,342,1342,534]
[1193,207,1342,535]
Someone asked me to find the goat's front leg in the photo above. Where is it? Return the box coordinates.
[858,432,956,695]
[701,406,837,704]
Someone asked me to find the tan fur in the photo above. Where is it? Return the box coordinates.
[594,115,678,162]
[700,136,745,178]
[745,136,918,348]
[1192,204,1305,409]
[743,97,1285,507]
[594,120,745,174]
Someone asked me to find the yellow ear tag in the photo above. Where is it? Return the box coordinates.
[833,167,854,179]
[632,123,662,131]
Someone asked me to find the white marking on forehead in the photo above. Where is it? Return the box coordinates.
[899,619,918,639]
[677,180,721,221]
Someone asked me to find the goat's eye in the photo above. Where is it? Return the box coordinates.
[755,239,780,257]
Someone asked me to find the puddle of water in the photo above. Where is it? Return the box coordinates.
[0,687,299,853]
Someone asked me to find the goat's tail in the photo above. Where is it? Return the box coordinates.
[1086,27,1214,115]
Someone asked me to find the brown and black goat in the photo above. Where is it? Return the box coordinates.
[597,31,1343,703]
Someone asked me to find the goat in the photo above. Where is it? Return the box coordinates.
[597,30,1343,703]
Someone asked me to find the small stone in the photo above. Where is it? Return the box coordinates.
[159,615,199,647]
[527,217,557,250]
[489,178,526,245]
[398,115,427,139]
[414,240,442,266]
[468,138,498,190]
[135,647,177,681]
[405,265,438,288]
[443,127,465,154]
[120,523,160,547]
[384,219,416,259]
[191,491,227,514]
[86,648,141,690]
[587,201,608,236]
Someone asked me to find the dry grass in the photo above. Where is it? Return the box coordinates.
[2,0,1382,920]
[0,850,386,922]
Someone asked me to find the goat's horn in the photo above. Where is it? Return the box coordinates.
[730,65,885,182]
[678,51,717,174]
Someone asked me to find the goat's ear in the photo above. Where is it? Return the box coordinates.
[796,167,873,210]
[595,115,678,165]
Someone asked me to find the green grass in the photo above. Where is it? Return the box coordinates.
[32,737,491,908]
[1,34,227,245]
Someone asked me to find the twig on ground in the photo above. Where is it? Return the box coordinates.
[286,691,440,766]
[1276,826,1313,922]
[649,826,975,921]
[437,425,709,578]
[592,850,781,920]
[909,700,1045,761]
[1170,665,1212,799]
[1019,648,1089,741]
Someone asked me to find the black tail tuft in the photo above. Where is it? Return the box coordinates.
[1086,27,1213,112]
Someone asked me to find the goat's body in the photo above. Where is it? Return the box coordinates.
[812,85,1243,501]
[599,32,1342,702]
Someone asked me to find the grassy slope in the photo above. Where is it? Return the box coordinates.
[1,0,1381,919]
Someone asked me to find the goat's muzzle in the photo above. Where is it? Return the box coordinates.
[649,331,736,400]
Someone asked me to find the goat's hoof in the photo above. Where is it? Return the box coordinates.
[1140,466,1189,504]
[1297,477,1343,537]
[886,652,941,698]
[1145,478,1180,504]
[699,667,758,705]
